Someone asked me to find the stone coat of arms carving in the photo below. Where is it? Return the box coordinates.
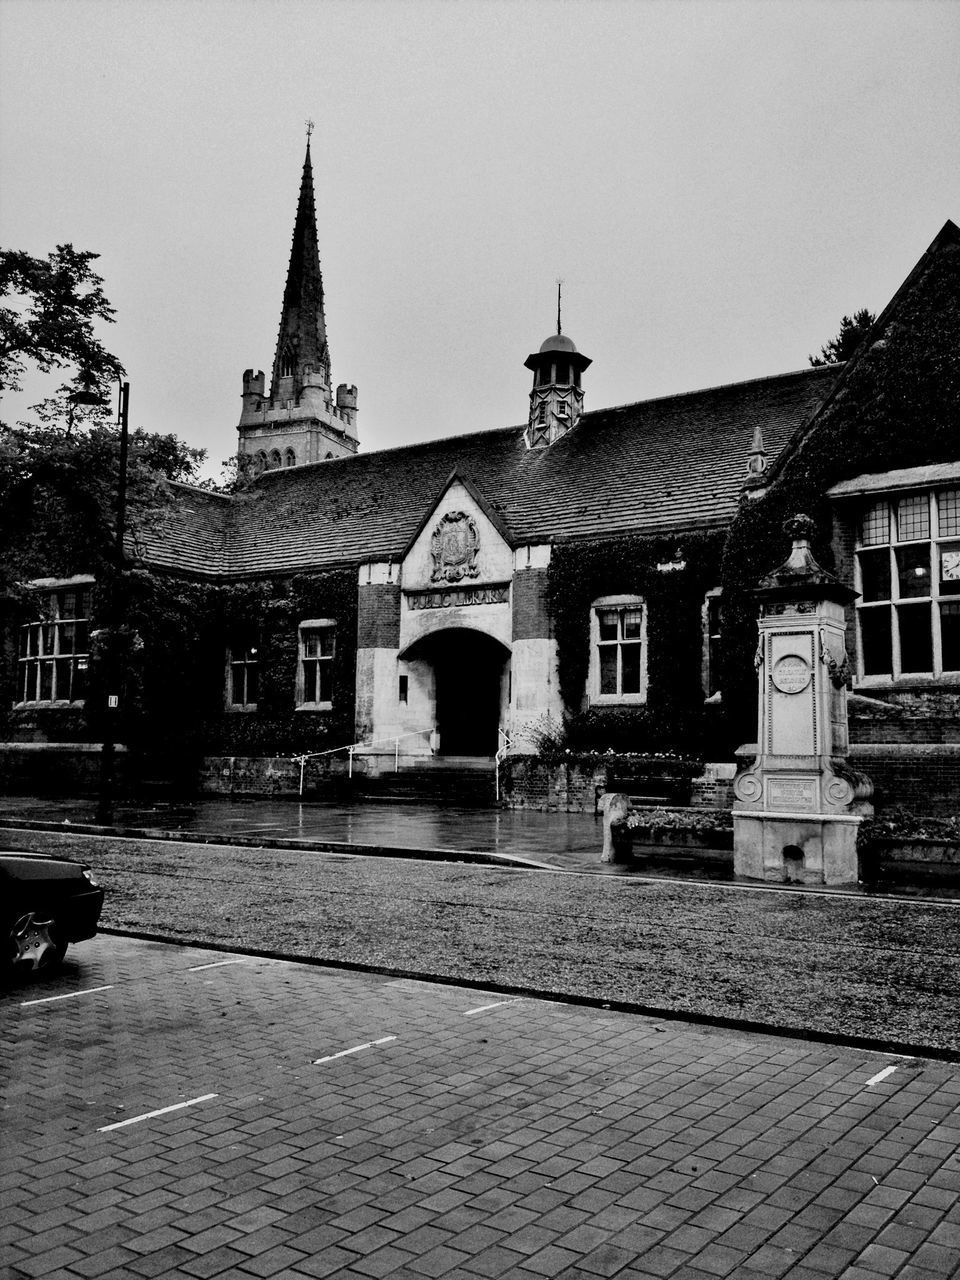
[430,511,481,584]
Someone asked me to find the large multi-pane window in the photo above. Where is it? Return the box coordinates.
[297,621,335,707]
[590,596,647,703]
[17,584,93,705]
[227,641,259,709]
[856,488,960,679]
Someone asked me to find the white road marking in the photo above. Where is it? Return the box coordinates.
[97,1093,218,1132]
[463,999,522,1017]
[865,1065,899,1087]
[187,959,247,972]
[313,1035,397,1064]
[21,985,114,1007]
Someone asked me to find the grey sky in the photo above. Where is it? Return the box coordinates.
[1,0,958,478]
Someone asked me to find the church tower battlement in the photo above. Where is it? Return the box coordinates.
[238,132,358,470]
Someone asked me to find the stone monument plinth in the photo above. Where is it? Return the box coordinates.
[733,515,873,885]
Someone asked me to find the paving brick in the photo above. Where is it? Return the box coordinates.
[5,937,959,1280]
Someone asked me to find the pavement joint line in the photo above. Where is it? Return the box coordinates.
[96,1093,219,1133]
[463,999,524,1016]
[865,1065,900,1087]
[186,958,248,971]
[314,1034,397,1064]
[20,984,114,1007]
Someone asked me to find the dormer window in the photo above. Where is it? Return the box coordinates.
[279,348,295,378]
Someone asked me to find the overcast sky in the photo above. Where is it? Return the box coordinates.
[1,0,958,478]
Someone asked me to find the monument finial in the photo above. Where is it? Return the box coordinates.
[305,117,315,143]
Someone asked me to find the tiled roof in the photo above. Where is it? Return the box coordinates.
[140,365,838,578]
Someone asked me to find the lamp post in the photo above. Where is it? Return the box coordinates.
[68,376,130,824]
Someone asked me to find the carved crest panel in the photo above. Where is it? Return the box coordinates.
[430,511,481,584]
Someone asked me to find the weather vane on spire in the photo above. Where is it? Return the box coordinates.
[305,118,315,142]
[556,277,564,335]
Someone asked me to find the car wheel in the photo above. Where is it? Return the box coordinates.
[7,912,66,971]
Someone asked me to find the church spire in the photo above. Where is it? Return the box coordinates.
[270,133,330,402]
[237,131,358,469]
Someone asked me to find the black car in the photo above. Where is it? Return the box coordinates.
[2,851,105,972]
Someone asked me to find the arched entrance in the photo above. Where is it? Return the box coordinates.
[402,628,509,757]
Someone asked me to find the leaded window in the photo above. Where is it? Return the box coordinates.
[590,596,647,703]
[17,585,93,706]
[298,621,335,707]
[227,641,259,709]
[855,488,960,679]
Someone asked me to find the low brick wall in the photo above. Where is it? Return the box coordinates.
[850,744,960,818]
[198,754,351,795]
[498,757,607,813]
[0,742,130,794]
[499,757,734,814]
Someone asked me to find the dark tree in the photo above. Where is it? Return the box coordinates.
[808,308,877,366]
[0,244,123,398]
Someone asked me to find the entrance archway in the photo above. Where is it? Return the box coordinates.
[402,628,509,757]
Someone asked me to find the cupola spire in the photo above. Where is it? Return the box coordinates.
[523,292,591,449]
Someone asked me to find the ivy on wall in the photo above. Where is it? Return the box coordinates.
[2,566,359,766]
[546,530,726,755]
[721,234,960,745]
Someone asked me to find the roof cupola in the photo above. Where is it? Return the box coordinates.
[523,287,591,449]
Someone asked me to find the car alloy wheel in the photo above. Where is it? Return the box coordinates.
[8,912,64,970]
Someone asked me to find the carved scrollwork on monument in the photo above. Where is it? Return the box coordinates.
[733,770,763,804]
[430,511,481,584]
[820,632,853,689]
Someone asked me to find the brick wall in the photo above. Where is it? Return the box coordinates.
[512,569,550,641]
[499,757,606,812]
[850,744,960,817]
[357,584,401,648]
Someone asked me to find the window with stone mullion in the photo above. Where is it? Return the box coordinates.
[855,488,960,678]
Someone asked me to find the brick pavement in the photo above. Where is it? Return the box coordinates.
[2,936,958,1280]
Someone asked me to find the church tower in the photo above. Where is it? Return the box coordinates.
[238,131,358,470]
[523,295,591,449]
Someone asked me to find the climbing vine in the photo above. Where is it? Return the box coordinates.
[546,530,726,755]
[721,233,960,744]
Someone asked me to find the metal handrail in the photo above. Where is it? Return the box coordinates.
[294,728,434,795]
[495,727,513,803]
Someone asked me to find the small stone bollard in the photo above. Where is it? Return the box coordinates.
[599,792,633,863]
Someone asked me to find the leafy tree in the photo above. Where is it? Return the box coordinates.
[0,243,204,592]
[0,244,123,401]
[808,308,877,366]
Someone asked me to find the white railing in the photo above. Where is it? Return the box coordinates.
[293,729,434,795]
[495,727,513,802]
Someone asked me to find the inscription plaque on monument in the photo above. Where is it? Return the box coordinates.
[766,777,817,811]
[771,654,812,694]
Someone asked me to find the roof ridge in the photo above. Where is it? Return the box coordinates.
[582,364,841,419]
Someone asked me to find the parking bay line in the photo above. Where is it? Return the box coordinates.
[463,999,522,1017]
[186,958,248,972]
[21,985,114,1007]
[314,1035,397,1064]
[865,1065,900,1088]
[97,1093,219,1133]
